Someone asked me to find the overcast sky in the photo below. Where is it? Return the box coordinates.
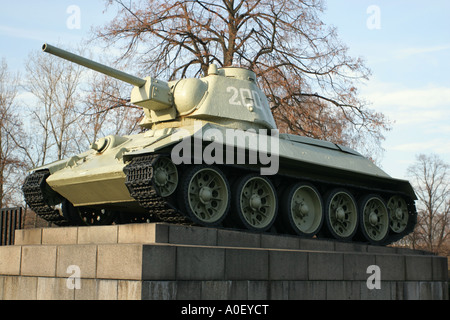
[1,0,449,179]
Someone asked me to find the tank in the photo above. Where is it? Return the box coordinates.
[22,44,417,245]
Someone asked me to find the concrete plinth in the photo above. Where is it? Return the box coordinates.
[0,223,448,300]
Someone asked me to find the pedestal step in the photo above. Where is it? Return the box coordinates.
[10,222,434,255]
[0,223,448,300]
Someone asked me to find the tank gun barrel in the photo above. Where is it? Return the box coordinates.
[42,43,147,87]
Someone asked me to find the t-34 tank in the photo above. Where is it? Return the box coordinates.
[22,44,417,245]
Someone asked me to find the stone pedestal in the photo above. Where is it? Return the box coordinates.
[0,223,448,300]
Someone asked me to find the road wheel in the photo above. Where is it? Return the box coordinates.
[231,174,278,232]
[280,182,323,237]
[178,165,230,226]
[324,189,358,241]
[358,195,390,245]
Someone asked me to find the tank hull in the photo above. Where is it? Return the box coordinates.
[35,122,415,206]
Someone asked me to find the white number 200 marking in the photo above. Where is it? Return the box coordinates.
[227,87,262,109]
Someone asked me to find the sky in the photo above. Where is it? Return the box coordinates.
[323,0,450,179]
[0,0,449,180]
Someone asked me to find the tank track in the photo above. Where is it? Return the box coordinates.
[22,170,70,226]
[122,155,417,245]
[22,158,417,246]
[123,154,189,224]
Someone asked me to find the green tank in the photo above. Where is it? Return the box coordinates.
[22,44,417,245]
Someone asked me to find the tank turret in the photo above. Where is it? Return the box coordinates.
[42,44,276,130]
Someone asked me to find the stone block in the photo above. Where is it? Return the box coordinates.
[269,250,307,280]
[3,276,32,300]
[367,245,397,254]
[75,279,97,300]
[21,245,57,277]
[375,254,405,281]
[343,253,376,281]
[78,225,118,244]
[405,255,433,281]
[335,241,367,253]
[3,276,38,300]
[270,281,289,300]
[118,280,142,300]
[225,248,268,280]
[42,227,78,245]
[288,281,326,300]
[201,281,231,300]
[97,279,118,300]
[229,281,248,300]
[0,246,21,275]
[390,281,404,300]
[402,281,419,300]
[430,282,445,300]
[441,282,448,300]
[142,245,176,280]
[396,247,422,255]
[14,228,42,245]
[37,277,75,300]
[0,276,3,300]
[308,252,343,280]
[176,246,224,280]
[118,223,168,244]
[260,234,299,250]
[248,281,268,300]
[217,229,260,248]
[169,224,217,246]
[431,256,448,281]
[142,281,177,300]
[326,281,360,300]
[299,238,334,251]
[96,244,143,280]
[176,281,202,300]
[56,244,98,279]
[360,281,392,300]
[419,282,433,300]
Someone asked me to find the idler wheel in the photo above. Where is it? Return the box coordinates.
[387,196,409,234]
[152,157,178,197]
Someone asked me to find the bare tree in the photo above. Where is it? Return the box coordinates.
[23,49,84,166]
[79,72,143,146]
[406,154,450,255]
[93,0,391,158]
[0,58,26,207]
